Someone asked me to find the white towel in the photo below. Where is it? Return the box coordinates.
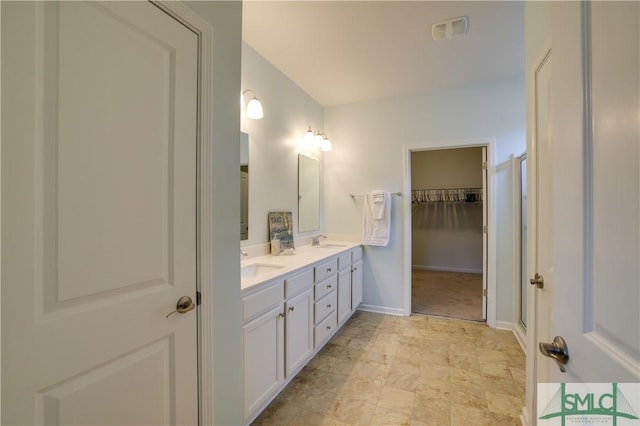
[362,190,391,246]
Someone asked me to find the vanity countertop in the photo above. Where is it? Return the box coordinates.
[241,241,361,293]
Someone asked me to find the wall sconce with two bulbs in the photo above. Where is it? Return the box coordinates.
[241,89,264,120]
[304,125,332,152]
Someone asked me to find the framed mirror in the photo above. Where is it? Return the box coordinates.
[240,131,249,240]
[298,154,320,232]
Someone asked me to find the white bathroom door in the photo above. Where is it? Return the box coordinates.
[2,2,199,424]
[533,0,639,395]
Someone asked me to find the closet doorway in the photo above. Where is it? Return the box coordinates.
[409,147,487,322]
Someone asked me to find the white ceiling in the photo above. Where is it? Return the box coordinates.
[243,1,525,107]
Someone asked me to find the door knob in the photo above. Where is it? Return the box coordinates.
[166,296,195,318]
[530,273,544,289]
[539,336,569,373]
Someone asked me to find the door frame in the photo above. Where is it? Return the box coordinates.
[523,41,552,426]
[148,2,215,424]
[512,152,527,351]
[402,139,497,327]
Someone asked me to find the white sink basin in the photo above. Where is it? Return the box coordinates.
[314,243,347,248]
[241,263,285,278]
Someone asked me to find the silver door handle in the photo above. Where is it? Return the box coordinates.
[166,296,195,318]
[539,336,569,373]
[530,273,544,289]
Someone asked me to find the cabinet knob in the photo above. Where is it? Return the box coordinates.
[326,325,331,331]
[289,306,295,312]
[327,284,332,289]
[327,304,332,309]
[278,312,285,318]
[352,267,358,272]
[327,268,332,272]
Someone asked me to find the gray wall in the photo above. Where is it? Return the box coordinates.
[324,76,526,322]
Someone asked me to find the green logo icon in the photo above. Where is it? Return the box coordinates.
[539,383,639,426]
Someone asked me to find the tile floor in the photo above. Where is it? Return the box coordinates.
[412,269,483,321]
[252,311,525,426]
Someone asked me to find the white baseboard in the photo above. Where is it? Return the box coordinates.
[520,406,530,426]
[495,320,514,331]
[358,304,407,317]
[412,265,483,274]
[513,323,527,352]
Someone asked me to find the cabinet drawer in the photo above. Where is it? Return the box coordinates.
[351,247,363,262]
[337,252,351,271]
[314,290,337,324]
[242,281,284,323]
[314,310,338,348]
[285,269,314,298]
[314,275,337,301]
[314,259,338,282]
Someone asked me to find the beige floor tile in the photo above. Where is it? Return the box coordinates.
[485,390,524,418]
[385,371,420,392]
[331,398,376,425]
[412,392,451,425]
[370,405,412,426]
[450,403,490,426]
[479,360,512,378]
[449,351,480,372]
[450,367,483,387]
[378,386,415,415]
[450,380,488,409]
[253,312,525,426]
[476,348,508,363]
[336,376,384,403]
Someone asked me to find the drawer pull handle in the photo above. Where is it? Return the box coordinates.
[278,312,285,318]
[326,325,331,331]
[289,306,295,312]
[327,284,332,289]
[327,304,332,309]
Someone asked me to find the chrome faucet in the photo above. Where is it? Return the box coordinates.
[311,235,327,246]
[240,249,248,257]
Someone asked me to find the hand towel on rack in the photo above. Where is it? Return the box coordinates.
[362,190,391,246]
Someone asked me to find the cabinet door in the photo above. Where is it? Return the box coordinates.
[351,259,363,310]
[337,268,352,325]
[285,288,314,377]
[243,304,284,420]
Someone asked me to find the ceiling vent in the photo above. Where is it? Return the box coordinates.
[432,16,468,40]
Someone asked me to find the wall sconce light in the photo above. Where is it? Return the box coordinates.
[303,125,332,152]
[241,89,264,120]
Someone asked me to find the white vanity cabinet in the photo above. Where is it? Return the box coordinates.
[242,281,285,420]
[313,259,338,347]
[284,271,314,377]
[351,247,363,309]
[241,244,363,425]
[337,252,352,325]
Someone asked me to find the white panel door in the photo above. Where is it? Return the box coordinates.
[533,1,639,396]
[2,2,199,424]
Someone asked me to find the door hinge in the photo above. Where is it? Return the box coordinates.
[483,288,487,297]
[482,161,487,170]
[483,225,488,233]
[196,291,201,306]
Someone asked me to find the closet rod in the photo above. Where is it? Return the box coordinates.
[349,192,402,198]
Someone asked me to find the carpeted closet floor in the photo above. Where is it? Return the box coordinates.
[412,269,484,321]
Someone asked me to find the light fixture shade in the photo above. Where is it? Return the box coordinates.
[314,132,324,146]
[246,98,264,119]
[304,126,315,144]
[320,137,332,152]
